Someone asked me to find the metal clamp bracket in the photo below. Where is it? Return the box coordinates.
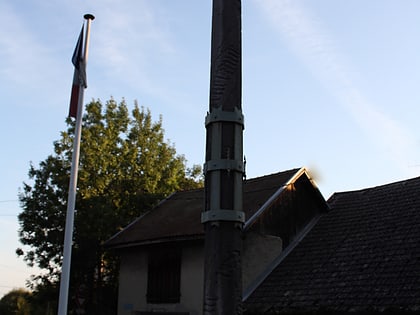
[204,159,243,173]
[205,107,244,126]
[201,210,245,223]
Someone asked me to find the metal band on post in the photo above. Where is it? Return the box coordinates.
[201,209,245,223]
[203,159,243,173]
[205,107,244,127]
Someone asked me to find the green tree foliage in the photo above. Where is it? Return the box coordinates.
[17,98,203,314]
[0,289,31,315]
[0,287,58,315]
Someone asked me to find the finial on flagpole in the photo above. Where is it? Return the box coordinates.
[82,14,94,66]
[84,14,95,21]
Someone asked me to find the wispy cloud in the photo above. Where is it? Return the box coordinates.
[90,1,177,98]
[255,0,417,175]
[0,2,72,110]
[83,0,211,115]
[0,3,48,84]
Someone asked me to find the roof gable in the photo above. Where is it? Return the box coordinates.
[245,176,420,313]
[105,167,325,248]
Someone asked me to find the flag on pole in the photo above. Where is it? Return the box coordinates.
[58,15,94,315]
[69,26,86,118]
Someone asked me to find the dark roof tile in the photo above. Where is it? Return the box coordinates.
[245,176,420,313]
[106,168,304,248]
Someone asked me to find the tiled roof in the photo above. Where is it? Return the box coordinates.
[105,168,304,248]
[245,176,420,314]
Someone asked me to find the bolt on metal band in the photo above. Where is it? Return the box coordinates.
[204,159,244,173]
[201,210,245,223]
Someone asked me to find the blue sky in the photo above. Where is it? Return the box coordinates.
[1,0,420,297]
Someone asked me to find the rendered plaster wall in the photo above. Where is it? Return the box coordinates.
[179,244,205,315]
[117,248,148,315]
[242,232,283,291]
[117,244,204,315]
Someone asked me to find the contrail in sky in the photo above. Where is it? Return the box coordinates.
[256,0,417,175]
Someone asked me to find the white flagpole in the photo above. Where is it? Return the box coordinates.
[58,14,94,315]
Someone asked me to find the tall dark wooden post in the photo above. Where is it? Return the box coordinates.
[202,0,244,314]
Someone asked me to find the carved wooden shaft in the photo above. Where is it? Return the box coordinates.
[202,0,244,314]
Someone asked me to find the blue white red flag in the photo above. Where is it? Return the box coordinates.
[69,26,86,118]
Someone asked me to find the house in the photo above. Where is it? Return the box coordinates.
[244,175,420,314]
[106,168,420,315]
[105,167,328,315]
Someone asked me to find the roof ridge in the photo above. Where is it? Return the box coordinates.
[329,175,420,200]
[244,168,302,183]
[173,168,303,195]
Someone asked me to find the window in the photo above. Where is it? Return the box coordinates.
[147,246,181,304]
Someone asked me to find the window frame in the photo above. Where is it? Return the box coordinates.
[146,245,182,304]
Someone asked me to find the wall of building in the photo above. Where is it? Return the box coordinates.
[117,242,204,315]
[117,248,148,315]
[116,233,285,315]
[242,232,282,291]
[179,244,204,315]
